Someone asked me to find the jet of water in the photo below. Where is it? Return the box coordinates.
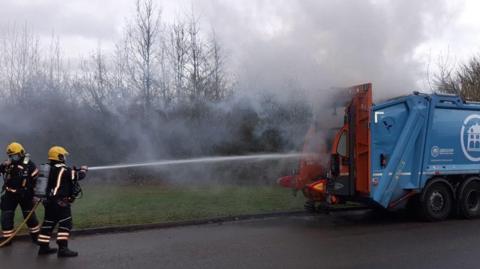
[89,153,309,171]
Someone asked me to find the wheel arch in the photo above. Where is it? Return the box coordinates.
[421,177,455,201]
[456,175,480,198]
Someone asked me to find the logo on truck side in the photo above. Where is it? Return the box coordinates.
[461,114,480,161]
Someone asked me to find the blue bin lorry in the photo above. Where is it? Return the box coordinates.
[279,83,480,221]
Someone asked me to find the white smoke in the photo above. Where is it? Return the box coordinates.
[165,0,460,101]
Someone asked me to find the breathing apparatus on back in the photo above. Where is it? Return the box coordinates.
[34,146,85,201]
[34,164,49,199]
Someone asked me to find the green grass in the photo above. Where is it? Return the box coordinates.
[12,185,304,230]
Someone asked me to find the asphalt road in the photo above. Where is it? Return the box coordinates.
[1,211,480,269]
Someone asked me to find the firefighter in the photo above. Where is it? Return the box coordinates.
[37,146,87,257]
[0,142,41,246]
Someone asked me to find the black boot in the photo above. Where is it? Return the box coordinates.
[38,245,58,255]
[58,247,78,258]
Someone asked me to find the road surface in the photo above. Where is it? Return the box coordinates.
[1,211,479,269]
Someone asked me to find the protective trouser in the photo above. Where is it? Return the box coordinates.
[38,200,72,248]
[1,191,40,240]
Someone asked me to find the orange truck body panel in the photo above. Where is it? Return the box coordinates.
[278,83,373,202]
[350,83,372,195]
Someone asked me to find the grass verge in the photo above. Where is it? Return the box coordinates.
[13,185,304,230]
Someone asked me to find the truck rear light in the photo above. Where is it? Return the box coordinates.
[312,181,325,192]
[306,179,327,194]
[328,195,339,204]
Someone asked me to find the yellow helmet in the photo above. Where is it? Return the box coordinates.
[48,146,69,161]
[6,142,25,156]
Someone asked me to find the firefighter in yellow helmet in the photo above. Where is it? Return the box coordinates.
[0,142,41,247]
[37,146,88,257]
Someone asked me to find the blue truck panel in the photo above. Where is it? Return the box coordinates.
[370,93,480,208]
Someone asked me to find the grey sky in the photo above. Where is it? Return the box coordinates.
[1,0,479,96]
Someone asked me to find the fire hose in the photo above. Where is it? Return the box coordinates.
[0,200,41,248]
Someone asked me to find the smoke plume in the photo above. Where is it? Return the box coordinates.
[0,0,460,185]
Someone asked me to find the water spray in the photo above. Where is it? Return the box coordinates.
[88,153,309,171]
[0,153,310,246]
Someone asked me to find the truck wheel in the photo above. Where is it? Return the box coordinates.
[420,182,453,221]
[459,180,480,219]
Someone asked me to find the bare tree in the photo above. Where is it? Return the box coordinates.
[434,53,480,101]
[169,20,189,101]
[158,35,172,106]
[77,47,111,114]
[205,31,230,101]
[0,2,234,112]
[0,24,41,104]
[123,0,163,118]
[432,52,459,95]
[186,10,209,101]
[111,40,133,107]
[457,56,480,101]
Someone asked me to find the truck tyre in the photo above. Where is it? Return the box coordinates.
[458,180,480,219]
[420,182,453,221]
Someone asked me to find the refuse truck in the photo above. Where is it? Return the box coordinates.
[279,83,480,221]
